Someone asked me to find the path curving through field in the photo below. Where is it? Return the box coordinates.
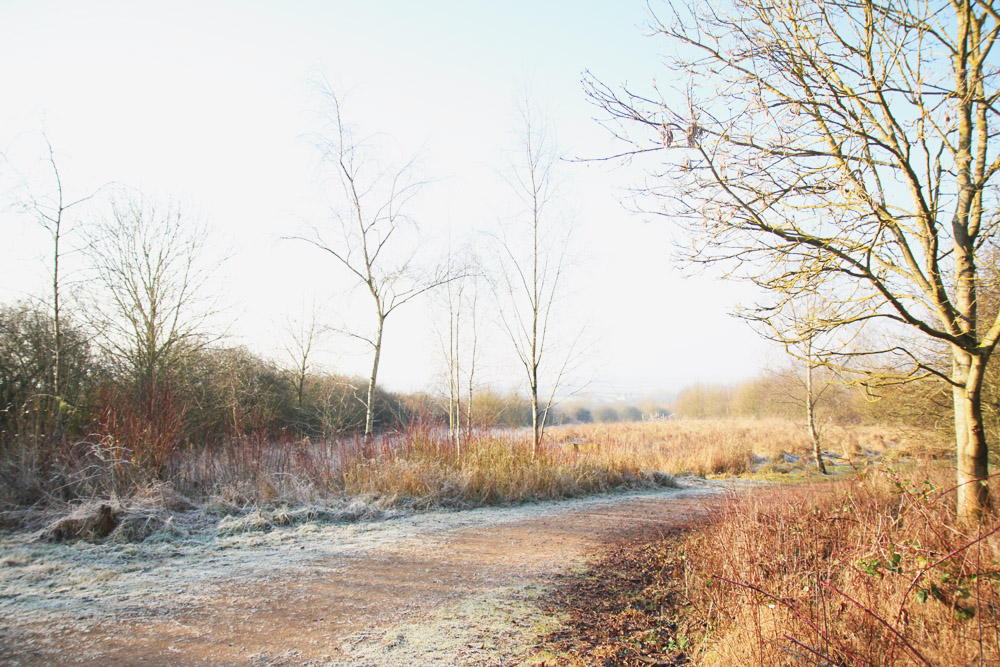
[0,484,728,666]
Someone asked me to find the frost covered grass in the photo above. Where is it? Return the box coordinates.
[3,419,933,540]
[0,485,705,661]
[2,425,681,522]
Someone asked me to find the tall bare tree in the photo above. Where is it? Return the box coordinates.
[289,85,453,439]
[9,134,102,440]
[496,106,578,456]
[436,246,483,454]
[281,301,326,410]
[588,0,1000,519]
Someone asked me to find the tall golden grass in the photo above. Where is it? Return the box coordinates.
[547,418,948,477]
[336,428,663,508]
[675,466,1000,665]
[3,418,950,515]
[533,462,999,666]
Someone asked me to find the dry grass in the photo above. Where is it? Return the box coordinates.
[535,463,1000,666]
[0,425,678,532]
[548,419,949,477]
[2,418,948,538]
[336,429,668,508]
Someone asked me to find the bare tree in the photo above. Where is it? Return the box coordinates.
[588,0,1000,519]
[752,296,838,475]
[435,246,484,454]
[8,134,103,440]
[87,194,213,391]
[801,337,829,475]
[496,106,579,456]
[288,84,454,440]
[281,301,327,410]
[84,193,215,477]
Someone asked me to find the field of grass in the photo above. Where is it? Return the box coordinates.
[533,462,999,666]
[2,422,678,530]
[547,418,949,478]
[1,417,950,541]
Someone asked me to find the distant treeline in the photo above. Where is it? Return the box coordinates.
[0,298,671,456]
[0,300,543,472]
[669,364,1000,444]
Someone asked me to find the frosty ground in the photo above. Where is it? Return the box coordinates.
[0,482,726,666]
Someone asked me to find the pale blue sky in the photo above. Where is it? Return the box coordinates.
[0,1,774,395]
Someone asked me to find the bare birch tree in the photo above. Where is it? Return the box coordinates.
[588,0,1000,519]
[436,247,483,454]
[496,107,577,456]
[289,85,453,440]
[9,134,103,440]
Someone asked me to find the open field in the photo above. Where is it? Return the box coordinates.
[1,425,682,534]
[547,418,950,478]
[3,418,945,527]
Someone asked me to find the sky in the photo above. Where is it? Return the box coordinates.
[0,0,777,397]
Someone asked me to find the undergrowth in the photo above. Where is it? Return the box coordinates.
[0,425,679,534]
[1,419,948,541]
[534,463,1000,666]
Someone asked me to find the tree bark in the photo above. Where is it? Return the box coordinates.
[805,359,827,475]
[531,386,540,458]
[954,351,991,520]
[52,212,64,443]
[364,315,385,441]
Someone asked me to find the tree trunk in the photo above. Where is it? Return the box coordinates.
[52,217,64,444]
[465,367,475,445]
[805,360,827,475]
[364,316,385,441]
[954,352,992,520]
[531,388,540,458]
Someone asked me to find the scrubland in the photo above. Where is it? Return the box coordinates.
[533,425,999,667]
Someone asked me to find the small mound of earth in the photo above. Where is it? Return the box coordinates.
[35,502,122,542]
[33,484,199,544]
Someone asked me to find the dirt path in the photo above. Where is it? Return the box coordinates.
[0,485,725,666]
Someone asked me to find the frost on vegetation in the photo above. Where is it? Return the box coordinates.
[30,484,200,544]
[330,583,561,667]
[644,471,678,487]
[214,498,407,535]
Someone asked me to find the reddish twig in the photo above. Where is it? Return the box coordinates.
[715,575,865,666]
[888,519,1000,663]
[820,580,930,666]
